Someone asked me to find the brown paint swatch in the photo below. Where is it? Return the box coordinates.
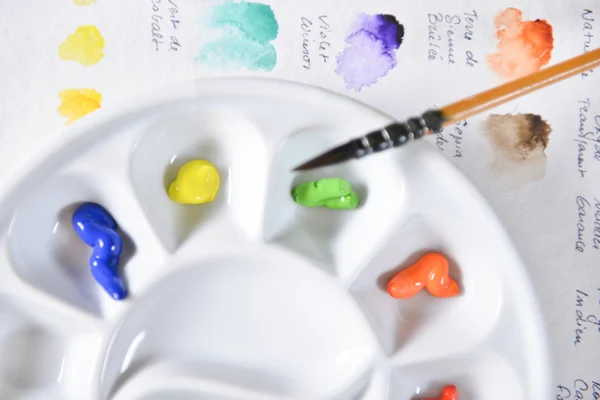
[488,8,554,80]
[484,114,552,181]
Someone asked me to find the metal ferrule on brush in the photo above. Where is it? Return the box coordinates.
[292,110,445,170]
[352,110,445,159]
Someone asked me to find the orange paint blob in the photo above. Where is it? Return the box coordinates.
[488,8,554,80]
[387,253,459,299]
[424,385,458,400]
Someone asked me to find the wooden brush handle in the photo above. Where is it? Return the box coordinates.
[365,48,600,155]
[292,48,600,171]
[440,47,600,125]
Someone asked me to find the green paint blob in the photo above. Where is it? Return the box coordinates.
[321,192,359,209]
[292,178,359,210]
[199,1,279,71]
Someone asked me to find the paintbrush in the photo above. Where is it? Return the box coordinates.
[293,47,600,171]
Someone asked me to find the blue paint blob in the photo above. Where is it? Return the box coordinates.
[72,203,127,300]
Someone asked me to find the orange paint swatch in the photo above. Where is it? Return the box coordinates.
[387,253,459,299]
[488,8,554,80]
[57,89,102,125]
[424,385,458,400]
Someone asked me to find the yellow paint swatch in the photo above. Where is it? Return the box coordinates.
[58,26,104,66]
[73,0,96,5]
[58,89,102,125]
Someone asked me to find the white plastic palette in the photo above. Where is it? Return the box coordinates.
[0,79,550,400]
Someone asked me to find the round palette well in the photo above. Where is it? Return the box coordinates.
[0,79,550,400]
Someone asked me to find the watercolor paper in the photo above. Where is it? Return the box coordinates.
[0,0,598,396]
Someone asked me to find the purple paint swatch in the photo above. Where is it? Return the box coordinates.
[336,14,404,91]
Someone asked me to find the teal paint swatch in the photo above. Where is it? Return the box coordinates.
[198,2,279,71]
[210,2,278,42]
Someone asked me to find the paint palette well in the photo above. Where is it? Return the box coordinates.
[0,79,550,399]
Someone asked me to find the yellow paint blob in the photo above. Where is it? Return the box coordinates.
[58,25,104,66]
[57,89,102,125]
[73,0,96,5]
[168,160,220,204]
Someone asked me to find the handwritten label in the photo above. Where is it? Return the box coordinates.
[300,16,331,70]
[582,9,595,79]
[463,11,479,67]
[574,289,600,345]
[427,11,480,67]
[150,0,181,52]
[434,120,467,158]
[556,379,600,399]
[575,196,600,252]
[574,99,600,177]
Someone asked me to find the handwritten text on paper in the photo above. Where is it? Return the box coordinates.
[575,196,600,252]
[150,0,181,52]
[427,11,479,67]
[556,379,600,399]
[574,289,600,346]
[574,99,600,178]
[300,16,331,70]
[581,9,595,79]
[435,120,467,158]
